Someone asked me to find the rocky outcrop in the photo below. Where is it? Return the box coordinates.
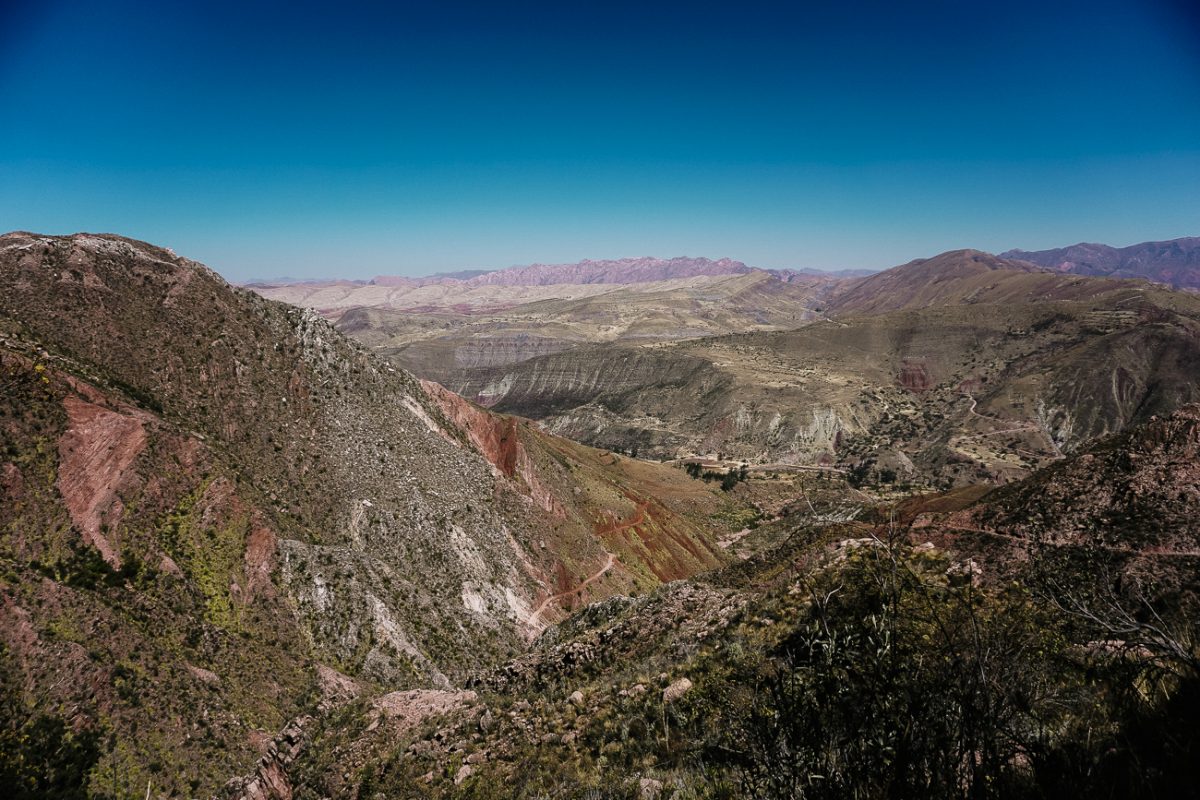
[222,716,312,800]
[898,359,934,393]
[662,676,693,703]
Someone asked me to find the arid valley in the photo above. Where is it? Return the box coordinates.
[3,1,1199,797]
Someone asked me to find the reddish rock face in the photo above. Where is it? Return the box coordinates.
[243,522,279,601]
[898,359,934,393]
[56,396,148,567]
[419,379,564,518]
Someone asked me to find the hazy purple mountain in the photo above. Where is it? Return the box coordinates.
[250,256,868,289]
[1003,236,1200,291]
[462,256,753,286]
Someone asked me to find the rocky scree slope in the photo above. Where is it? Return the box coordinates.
[0,232,743,796]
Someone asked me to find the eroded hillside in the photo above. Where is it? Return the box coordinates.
[251,263,846,384]
[0,232,755,796]
[436,251,1200,487]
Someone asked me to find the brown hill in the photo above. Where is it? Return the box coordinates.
[826,249,1148,316]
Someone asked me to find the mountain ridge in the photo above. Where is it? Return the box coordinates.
[435,249,1200,485]
[0,231,751,796]
[247,255,871,294]
[824,248,1142,316]
[1003,236,1200,292]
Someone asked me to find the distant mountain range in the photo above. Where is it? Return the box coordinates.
[247,239,1200,294]
[248,244,1200,481]
[464,256,754,286]
[383,248,1200,483]
[248,256,875,291]
[1003,236,1200,292]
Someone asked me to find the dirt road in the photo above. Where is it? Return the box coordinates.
[528,552,618,625]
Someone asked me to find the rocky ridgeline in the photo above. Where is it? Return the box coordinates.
[475,581,743,694]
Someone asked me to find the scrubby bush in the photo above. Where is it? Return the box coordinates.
[679,543,1200,799]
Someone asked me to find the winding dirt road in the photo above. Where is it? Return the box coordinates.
[528,552,618,626]
[953,392,1063,460]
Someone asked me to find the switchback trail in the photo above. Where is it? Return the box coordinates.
[528,552,618,626]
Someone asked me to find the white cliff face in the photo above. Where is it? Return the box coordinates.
[787,408,848,460]
[477,373,516,406]
[1036,398,1075,454]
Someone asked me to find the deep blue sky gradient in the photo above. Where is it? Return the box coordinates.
[2,0,1198,279]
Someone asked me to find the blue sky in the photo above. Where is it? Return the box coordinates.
[1,0,1198,280]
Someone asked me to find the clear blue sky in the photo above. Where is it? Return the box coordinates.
[2,0,1198,280]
